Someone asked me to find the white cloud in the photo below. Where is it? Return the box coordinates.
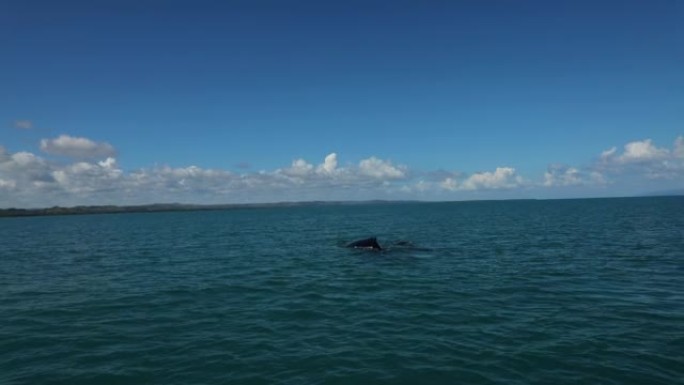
[11,151,42,167]
[0,149,57,206]
[129,165,235,194]
[281,153,339,179]
[0,151,52,182]
[282,158,315,178]
[277,153,406,185]
[542,165,608,188]
[601,139,669,164]
[40,135,116,159]
[3,135,684,208]
[460,167,522,190]
[438,167,523,191]
[0,148,416,207]
[440,177,459,191]
[317,152,338,174]
[596,137,684,180]
[618,139,669,163]
[52,157,123,194]
[601,147,617,161]
[358,157,405,179]
[543,165,582,187]
[674,136,684,158]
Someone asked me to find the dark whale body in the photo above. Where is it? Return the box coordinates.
[346,237,383,250]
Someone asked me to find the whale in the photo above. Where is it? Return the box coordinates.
[344,238,432,253]
[346,237,383,250]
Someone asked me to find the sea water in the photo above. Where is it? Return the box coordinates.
[1,197,683,384]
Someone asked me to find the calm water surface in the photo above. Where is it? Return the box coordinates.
[1,197,683,384]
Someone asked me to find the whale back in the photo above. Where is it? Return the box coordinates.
[346,237,382,250]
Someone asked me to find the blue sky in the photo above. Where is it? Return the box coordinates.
[1,0,682,207]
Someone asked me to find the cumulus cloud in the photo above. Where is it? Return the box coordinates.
[317,152,338,174]
[14,120,33,130]
[51,157,123,194]
[440,167,523,191]
[3,134,683,208]
[597,137,684,179]
[0,150,53,183]
[460,167,522,190]
[40,135,116,159]
[538,136,684,190]
[0,148,57,206]
[277,153,406,185]
[0,147,417,207]
[282,158,315,178]
[601,139,670,164]
[358,157,405,179]
[619,139,668,163]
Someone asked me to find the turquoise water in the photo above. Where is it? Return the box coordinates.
[1,197,683,384]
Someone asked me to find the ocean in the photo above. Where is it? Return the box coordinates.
[1,197,682,384]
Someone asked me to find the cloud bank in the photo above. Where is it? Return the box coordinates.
[0,139,414,207]
[1,135,683,208]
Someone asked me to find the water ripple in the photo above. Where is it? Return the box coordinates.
[1,198,683,384]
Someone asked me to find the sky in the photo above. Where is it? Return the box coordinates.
[1,0,682,208]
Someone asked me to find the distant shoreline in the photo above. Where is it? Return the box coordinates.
[0,200,414,218]
[1,195,682,218]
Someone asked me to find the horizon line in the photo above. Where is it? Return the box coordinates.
[1,194,682,218]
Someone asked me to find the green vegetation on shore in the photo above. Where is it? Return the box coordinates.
[0,201,405,218]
